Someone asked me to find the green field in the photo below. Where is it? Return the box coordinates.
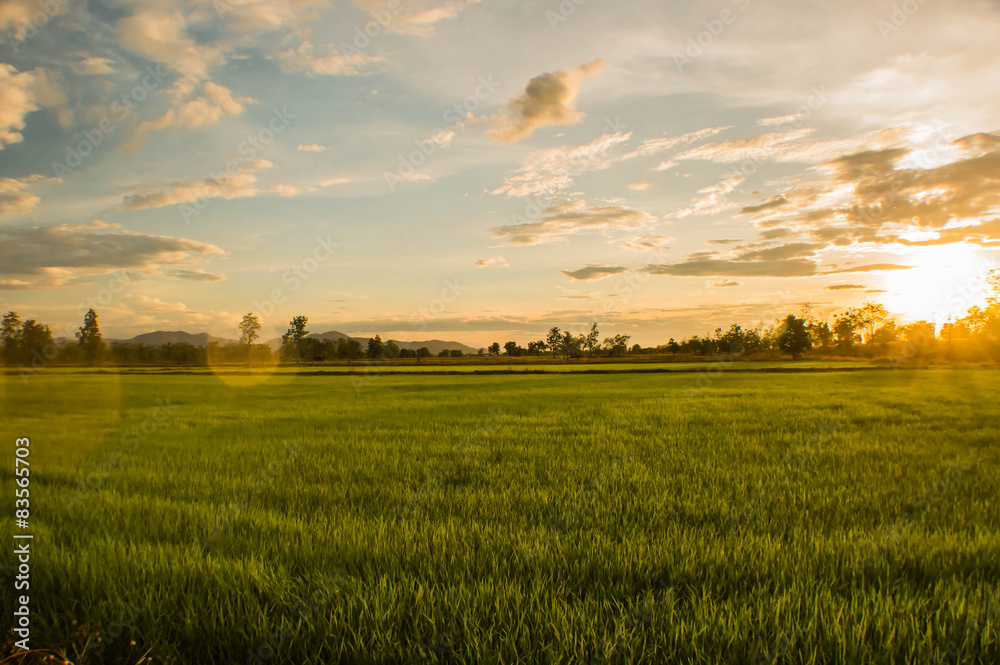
[2,369,998,664]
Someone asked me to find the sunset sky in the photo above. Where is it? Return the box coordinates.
[2,0,999,346]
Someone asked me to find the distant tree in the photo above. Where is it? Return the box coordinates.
[834,315,859,352]
[384,341,401,359]
[238,313,261,366]
[477,348,486,356]
[1,311,22,365]
[602,334,630,357]
[282,316,309,363]
[21,320,56,368]
[873,321,899,346]
[809,321,834,348]
[845,302,888,344]
[778,314,812,359]
[667,338,680,356]
[546,327,561,358]
[417,347,433,359]
[449,349,463,358]
[366,335,384,360]
[631,343,642,354]
[504,341,518,356]
[584,323,600,357]
[438,349,451,357]
[527,340,547,356]
[76,308,103,365]
[488,342,501,357]
[560,331,583,359]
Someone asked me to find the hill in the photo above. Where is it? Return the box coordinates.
[264,330,479,355]
[113,331,236,347]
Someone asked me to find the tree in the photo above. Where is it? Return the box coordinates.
[602,334,630,357]
[561,331,582,359]
[1,311,22,365]
[527,340,547,356]
[449,349,463,358]
[21,320,56,368]
[384,341,400,359]
[845,302,888,344]
[282,316,309,363]
[834,315,859,352]
[585,323,600,357]
[76,308,103,365]
[238,313,261,366]
[546,327,561,358]
[366,335,384,360]
[504,341,519,356]
[417,347,432,359]
[488,342,501,357]
[777,314,812,359]
[667,338,680,356]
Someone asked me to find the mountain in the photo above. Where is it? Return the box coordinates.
[114,331,236,347]
[264,330,479,355]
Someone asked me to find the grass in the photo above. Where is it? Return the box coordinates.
[1,368,998,664]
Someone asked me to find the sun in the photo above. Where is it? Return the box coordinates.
[880,244,995,324]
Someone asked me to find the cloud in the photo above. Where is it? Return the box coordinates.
[621,235,671,251]
[278,41,384,77]
[475,256,508,268]
[348,0,481,36]
[709,279,742,287]
[824,263,914,274]
[297,144,328,152]
[320,177,352,186]
[124,82,255,150]
[619,126,731,161]
[486,59,603,144]
[706,238,741,245]
[121,160,273,210]
[131,295,189,313]
[0,175,51,216]
[758,113,806,127]
[737,132,1000,250]
[74,57,119,76]
[642,258,818,278]
[629,181,652,191]
[0,222,225,289]
[740,196,788,214]
[492,131,631,198]
[825,284,866,290]
[0,65,65,150]
[561,264,627,281]
[490,200,654,246]
[166,269,227,282]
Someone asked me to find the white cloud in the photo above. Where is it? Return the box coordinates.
[475,256,508,268]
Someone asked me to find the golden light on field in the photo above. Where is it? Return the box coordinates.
[881,243,994,323]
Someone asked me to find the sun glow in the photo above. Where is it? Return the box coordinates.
[880,244,996,324]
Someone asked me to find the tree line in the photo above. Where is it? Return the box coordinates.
[3,269,998,368]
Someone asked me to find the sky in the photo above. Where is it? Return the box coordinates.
[1,0,999,347]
